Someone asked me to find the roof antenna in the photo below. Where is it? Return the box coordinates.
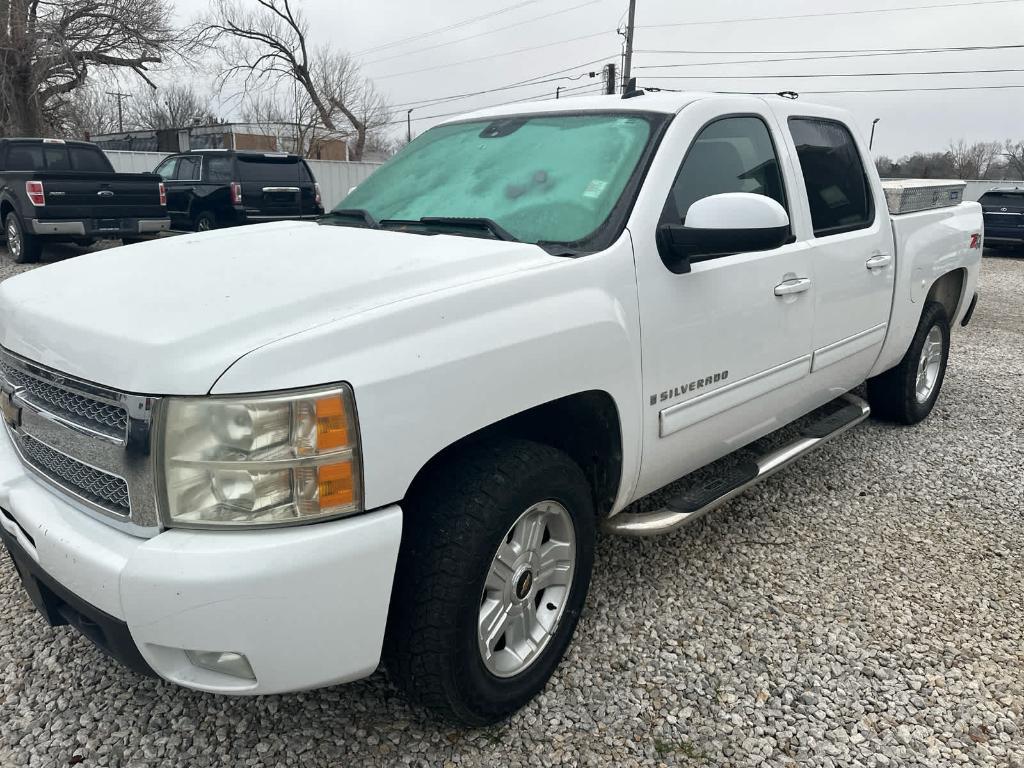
[621,77,645,99]
[778,91,800,100]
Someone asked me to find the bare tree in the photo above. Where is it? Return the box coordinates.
[203,0,391,159]
[128,84,219,130]
[1,0,185,136]
[48,84,121,139]
[947,140,1002,179]
[1005,140,1024,180]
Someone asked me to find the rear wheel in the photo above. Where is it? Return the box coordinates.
[4,212,41,264]
[193,210,216,232]
[385,439,596,725]
[867,301,950,424]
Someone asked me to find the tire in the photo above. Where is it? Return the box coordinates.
[193,210,216,232]
[867,301,950,425]
[120,237,144,246]
[4,212,41,264]
[73,238,96,248]
[385,439,596,726]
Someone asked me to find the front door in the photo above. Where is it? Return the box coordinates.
[631,97,816,498]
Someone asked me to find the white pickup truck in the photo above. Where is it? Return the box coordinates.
[0,92,981,725]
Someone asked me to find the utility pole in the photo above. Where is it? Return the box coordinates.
[106,91,131,133]
[621,0,637,93]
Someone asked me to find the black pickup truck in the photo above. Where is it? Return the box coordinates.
[0,138,170,263]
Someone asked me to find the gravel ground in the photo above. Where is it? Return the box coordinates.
[0,243,1022,768]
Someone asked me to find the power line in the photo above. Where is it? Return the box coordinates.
[364,0,603,66]
[355,0,538,56]
[388,59,613,111]
[643,82,1024,96]
[634,44,1024,56]
[385,82,598,127]
[636,47,1024,71]
[637,0,1024,29]
[641,67,1024,80]
[373,30,616,80]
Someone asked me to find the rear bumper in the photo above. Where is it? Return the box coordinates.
[28,218,170,238]
[0,424,403,695]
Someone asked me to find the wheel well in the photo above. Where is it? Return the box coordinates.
[405,391,624,517]
[0,200,13,221]
[925,268,967,322]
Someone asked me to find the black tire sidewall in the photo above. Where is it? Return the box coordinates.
[450,461,596,721]
[901,302,950,423]
[4,212,37,264]
[194,211,216,231]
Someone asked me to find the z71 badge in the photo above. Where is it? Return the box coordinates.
[650,370,729,406]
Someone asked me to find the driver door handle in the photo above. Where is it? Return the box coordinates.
[774,277,812,296]
[866,253,892,270]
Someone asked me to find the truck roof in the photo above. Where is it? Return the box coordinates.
[0,137,100,149]
[441,90,852,126]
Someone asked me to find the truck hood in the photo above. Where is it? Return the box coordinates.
[0,222,555,394]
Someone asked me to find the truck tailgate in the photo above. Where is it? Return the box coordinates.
[15,172,164,219]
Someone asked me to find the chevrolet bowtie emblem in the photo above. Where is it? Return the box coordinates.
[0,388,22,429]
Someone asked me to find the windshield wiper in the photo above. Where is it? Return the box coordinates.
[318,208,380,229]
[380,217,519,242]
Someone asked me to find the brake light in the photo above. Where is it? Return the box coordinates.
[159,182,167,206]
[25,181,45,207]
[314,182,322,207]
[231,181,242,205]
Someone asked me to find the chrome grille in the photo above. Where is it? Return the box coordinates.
[0,360,127,437]
[19,434,130,515]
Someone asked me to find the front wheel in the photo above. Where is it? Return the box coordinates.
[385,440,596,725]
[4,212,41,264]
[867,301,950,424]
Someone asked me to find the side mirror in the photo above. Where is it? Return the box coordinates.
[657,193,793,274]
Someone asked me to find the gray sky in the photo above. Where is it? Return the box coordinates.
[171,0,1024,159]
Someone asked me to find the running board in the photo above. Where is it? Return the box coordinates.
[603,393,871,537]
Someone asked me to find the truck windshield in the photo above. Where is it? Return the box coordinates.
[334,112,658,246]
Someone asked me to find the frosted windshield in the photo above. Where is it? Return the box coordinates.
[338,113,654,244]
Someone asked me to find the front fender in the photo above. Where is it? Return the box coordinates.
[212,236,644,513]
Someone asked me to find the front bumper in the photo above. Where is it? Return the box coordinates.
[29,218,170,238]
[982,225,1024,243]
[0,424,402,695]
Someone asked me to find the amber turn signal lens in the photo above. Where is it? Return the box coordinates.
[315,396,349,450]
[318,461,355,509]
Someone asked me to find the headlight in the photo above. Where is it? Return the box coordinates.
[159,385,361,528]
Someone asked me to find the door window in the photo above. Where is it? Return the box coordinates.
[155,157,178,180]
[788,118,874,236]
[175,156,201,181]
[663,116,787,224]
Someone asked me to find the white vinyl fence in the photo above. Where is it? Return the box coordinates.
[103,151,382,210]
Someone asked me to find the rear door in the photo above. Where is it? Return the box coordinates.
[777,114,894,394]
[980,190,1024,242]
[237,154,304,220]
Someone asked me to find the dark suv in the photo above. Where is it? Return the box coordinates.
[979,187,1024,249]
[154,150,324,232]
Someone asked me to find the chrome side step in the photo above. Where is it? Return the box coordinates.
[603,393,871,537]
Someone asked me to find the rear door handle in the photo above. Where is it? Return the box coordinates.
[866,253,892,270]
[774,277,812,296]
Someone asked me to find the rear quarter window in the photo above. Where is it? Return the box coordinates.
[237,156,302,183]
